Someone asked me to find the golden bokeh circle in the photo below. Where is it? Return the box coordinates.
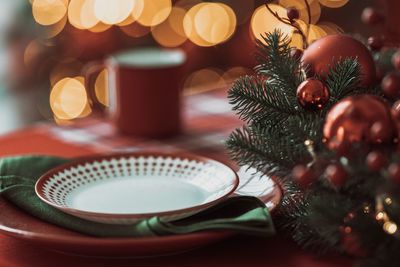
[80,0,99,29]
[183,3,214,47]
[183,68,226,95]
[135,0,172,26]
[32,0,68,26]
[318,0,349,8]
[94,0,135,25]
[151,7,187,47]
[279,0,321,24]
[194,3,236,44]
[40,13,67,39]
[88,22,112,33]
[68,0,87,29]
[251,4,294,42]
[50,77,88,120]
[95,69,109,107]
[307,24,327,43]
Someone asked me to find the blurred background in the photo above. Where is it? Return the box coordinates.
[0,0,396,134]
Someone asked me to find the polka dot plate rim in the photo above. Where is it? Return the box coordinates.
[35,152,239,224]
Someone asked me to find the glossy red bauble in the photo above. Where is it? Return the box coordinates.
[325,163,348,187]
[366,151,387,171]
[361,7,384,25]
[292,164,315,188]
[323,95,395,150]
[382,71,400,99]
[296,78,330,110]
[301,35,376,87]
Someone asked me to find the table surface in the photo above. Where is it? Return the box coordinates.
[0,89,353,267]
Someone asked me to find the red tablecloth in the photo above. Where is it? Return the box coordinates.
[0,90,354,267]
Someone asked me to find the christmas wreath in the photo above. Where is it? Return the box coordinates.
[227,4,400,266]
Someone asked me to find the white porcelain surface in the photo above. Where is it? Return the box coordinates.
[67,177,208,214]
[36,154,238,224]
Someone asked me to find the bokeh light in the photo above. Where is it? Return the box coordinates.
[80,0,99,29]
[251,4,294,42]
[50,77,89,120]
[279,0,321,24]
[135,0,172,27]
[68,0,88,29]
[32,0,68,26]
[95,69,109,107]
[184,68,226,95]
[42,13,68,38]
[194,3,236,44]
[307,24,327,43]
[318,0,349,8]
[183,3,214,47]
[94,0,135,25]
[222,67,252,83]
[88,22,112,33]
[152,7,187,47]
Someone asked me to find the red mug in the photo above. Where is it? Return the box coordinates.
[85,48,186,138]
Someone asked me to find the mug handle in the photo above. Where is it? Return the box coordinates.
[82,60,107,112]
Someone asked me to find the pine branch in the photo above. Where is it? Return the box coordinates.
[227,126,290,174]
[325,58,362,102]
[228,75,300,126]
[226,118,319,175]
[255,30,304,92]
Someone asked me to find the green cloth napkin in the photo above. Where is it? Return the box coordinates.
[0,156,275,238]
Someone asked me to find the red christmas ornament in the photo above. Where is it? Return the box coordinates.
[392,50,400,70]
[287,7,299,22]
[361,7,384,25]
[370,122,390,143]
[382,71,400,99]
[388,163,400,184]
[296,79,330,110]
[367,36,384,51]
[323,95,395,150]
[366,151,387,171]
[301,35,376,87]
[325,163,348,187]
[292,164,315,188]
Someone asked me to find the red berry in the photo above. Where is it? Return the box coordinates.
[382,72,400,99]
[292,164,315,188]
[367,36,384,51]
[370,121,391,143]
[388,163,400,183]
[287,7,299,22]
[366,151,387,171]
[361,7,383,25]
[325,163,348,187]
[392,50,400,70]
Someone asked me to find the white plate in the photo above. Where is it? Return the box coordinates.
[36,152,239,224]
